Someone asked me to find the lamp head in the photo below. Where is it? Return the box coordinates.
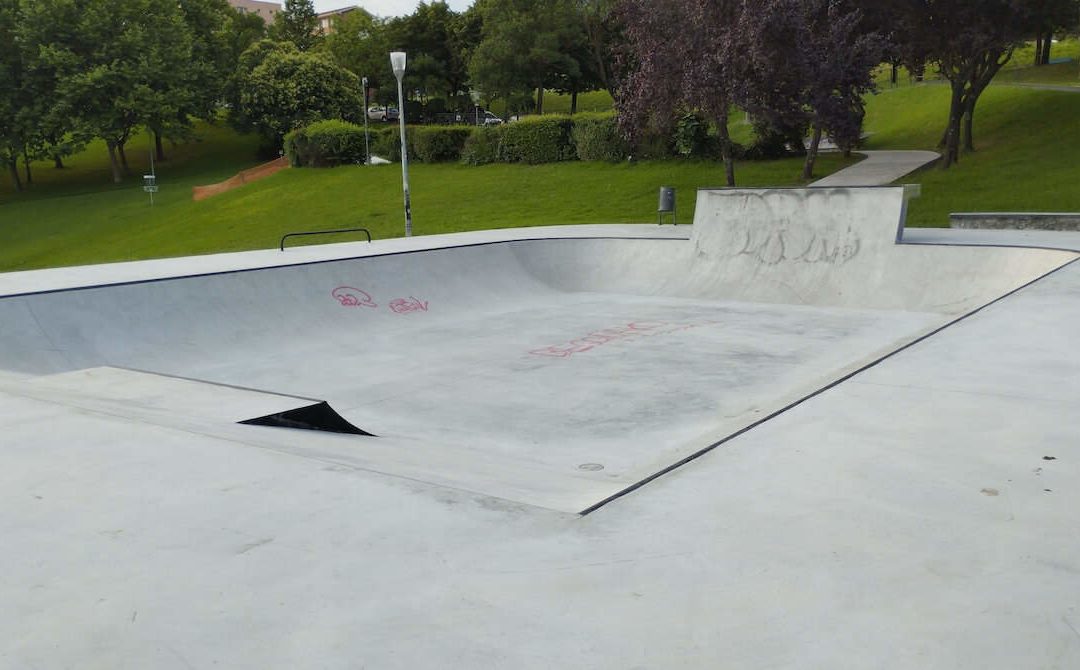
[390,51,406,79]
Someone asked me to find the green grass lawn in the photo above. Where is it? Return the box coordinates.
[0,148,853,272]
[863,83,1080,226]
[5,72,1080,271]
[0,123,261,203]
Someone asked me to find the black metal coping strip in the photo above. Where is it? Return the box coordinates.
[898,239,1080,254]
[0,236,690,300]
[578,254,1080,516]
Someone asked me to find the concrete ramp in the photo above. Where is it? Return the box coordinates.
[9,367,370,435]
[0,188,1075,512]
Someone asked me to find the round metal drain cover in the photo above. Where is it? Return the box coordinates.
[578,463,604,471]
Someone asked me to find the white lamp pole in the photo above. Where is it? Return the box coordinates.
[361,76,370,166]
[390,51,412,237]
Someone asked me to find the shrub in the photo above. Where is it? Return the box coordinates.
[461,125,506,165]
[372,126,407,162]
[630,128,675,160]
[283,119,368,167]
[572,112,631,162]
[673,113,711,157]
[412,126,472,163]
[499,115,576,164]
[745,118,807,160]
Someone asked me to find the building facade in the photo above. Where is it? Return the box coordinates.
[318,6,362,35]
[227,0,281,25]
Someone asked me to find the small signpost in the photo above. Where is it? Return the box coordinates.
[144,130,158,206]
[143,174,158,206]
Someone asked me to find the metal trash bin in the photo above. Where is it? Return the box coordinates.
[658,186,676,225]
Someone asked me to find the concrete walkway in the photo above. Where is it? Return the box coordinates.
[810,149,940,187]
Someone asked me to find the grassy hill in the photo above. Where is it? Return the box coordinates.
[862,83,1080,227]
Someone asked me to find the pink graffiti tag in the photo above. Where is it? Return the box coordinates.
[529,320,720,359]
[332,286,377,308]
[389,297,429,314]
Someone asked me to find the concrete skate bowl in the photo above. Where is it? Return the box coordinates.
[0,187,1075,513]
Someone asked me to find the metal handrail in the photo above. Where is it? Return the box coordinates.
[280,227,372,251]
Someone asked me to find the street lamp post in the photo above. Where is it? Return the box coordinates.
[390,51,411,237]
[361,76,370,166]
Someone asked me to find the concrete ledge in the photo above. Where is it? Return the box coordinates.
[951,212,1080,231]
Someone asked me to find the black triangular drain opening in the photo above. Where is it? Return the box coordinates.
[240,401,374,436]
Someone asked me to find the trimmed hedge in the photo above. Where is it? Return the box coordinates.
[571,112,631,162]
[283,119,368,167]
[461,125,506,165]
[286,113,686,168]
[500,115,576,164]
[372,126,405,162]
[412,126,472,163]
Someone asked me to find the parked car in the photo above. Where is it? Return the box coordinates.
[431,109,503,126]
[367,106,399,122]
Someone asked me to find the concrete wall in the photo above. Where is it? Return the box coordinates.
[951,213,1080,231]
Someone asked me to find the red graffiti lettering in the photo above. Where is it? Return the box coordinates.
[389,297,429,314]
[530,319,720,359]
[332,287,377,308]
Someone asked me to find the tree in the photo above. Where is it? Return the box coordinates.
[617,0,741,185]
[386,2,470,102]
[0,0,27,190]
[736,0,885,179]
[469,0,587,114]
[1030,0,1079,65]
[577,0,621,97]
[321,7,392,93]
[888,0,1031,168]
[226,7,268,64]
[271,0,321,51]
[234,43,363,149]
[25,0,195,184]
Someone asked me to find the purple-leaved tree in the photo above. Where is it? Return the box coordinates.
[616,0,742,185]
[734,0,885,179]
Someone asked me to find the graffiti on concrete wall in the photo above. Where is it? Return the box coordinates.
[733,225,861,266]
[529,319,719,359]
[332,287,428,315]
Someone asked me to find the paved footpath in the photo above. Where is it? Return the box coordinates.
[810,149,940,187]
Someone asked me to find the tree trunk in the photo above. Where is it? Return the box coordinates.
[22,151,32,185]
[961,49,1008,154]
[890,63,898,86]
[118,142,130,175]
[154,129,166,161]
[716,111,735,187]
[1041,30,1053,65]
[535,87,544,115]
[942,83,964,169]
[8,159,23,192]
[1035,35,1044,65]
[802,125,822,180]
[106,141,123,184]
[53,154,64,169]
[570,90,578,115]
[962,104,974,152]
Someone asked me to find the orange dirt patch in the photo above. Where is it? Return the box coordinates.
[192,157,289,201]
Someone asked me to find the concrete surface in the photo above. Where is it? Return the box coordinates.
[2,188,1080,668]
[809,150,940,186]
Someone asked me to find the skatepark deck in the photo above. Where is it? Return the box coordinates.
[2,186,1079,668]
